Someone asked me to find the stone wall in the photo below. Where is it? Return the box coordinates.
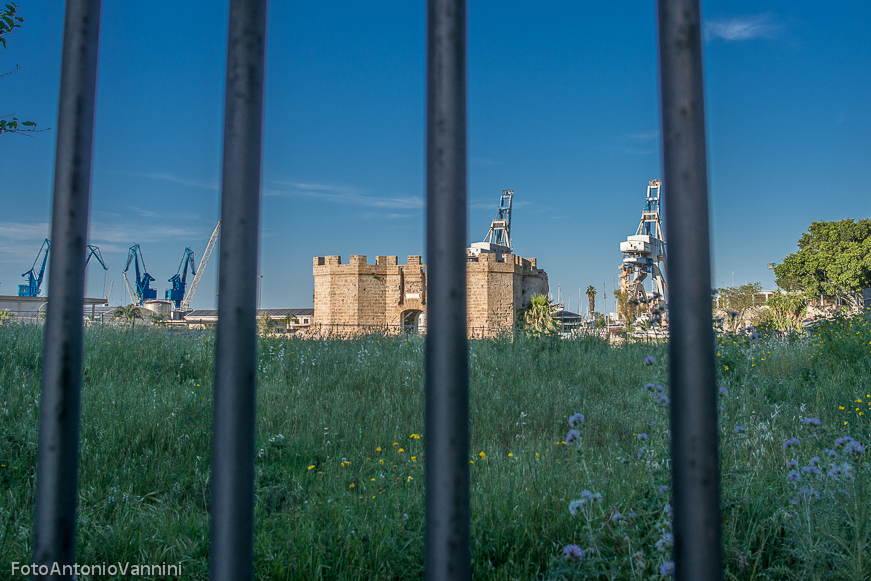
[312,252,548,337]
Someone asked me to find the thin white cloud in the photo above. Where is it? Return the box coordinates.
[88,221,204,245]
[706,14,781,42]
[129,206,200,221]
[625,131,659,143]
[0,221,50,241]
[120,171,219,190]
[266,180,424,210]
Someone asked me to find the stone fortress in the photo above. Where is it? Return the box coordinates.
[311,252,548,337]
[311,190,548,337]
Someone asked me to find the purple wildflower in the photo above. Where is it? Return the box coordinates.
[734,426,745,433]
[637,433,649,440]
[655,532,674,553]
[566,430,580,445]
[644,356,656,365]
[611,512,622,522]
[786,461,797,468]
[659,561,675,576]
[825,449,838,458]
[790,499,798,505]
[802,466,820,475]
[829,463,855,481]
[718,386,729,396]
[568,413,585,427]
[569,499,583,516]
[562,544,585,560]
[798,487,818,499]
[787,470,801,483]
[655,384,666,393]
[664,504,673,518]
[845,441,865,455]
[727,311,739,317]
[637,448,646,458]
[802,417,821,426]
[658,485,669,494]
[654,393,670,407]
[809,457,820,467]
[783,438,801,449]
[644,383,656,391]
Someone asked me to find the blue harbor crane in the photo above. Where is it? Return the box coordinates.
[85,244,108,270]
[19,238,51,297]
[122,244,156,305]
[166,247,196,309]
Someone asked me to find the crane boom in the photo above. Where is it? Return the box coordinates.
[180,221,220,311]
[122,244,156,305]
[85,244,108,270]
[19,238,51,297]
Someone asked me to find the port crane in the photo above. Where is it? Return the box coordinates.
[85,244,108,270]
[468,190,514,256]
[166,248,196,309]
[19,239,51,297]
[122,244,156,305]
[179,221,220,312]
[619,179,668,317]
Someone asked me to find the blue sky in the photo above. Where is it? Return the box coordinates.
[1,1,869,312]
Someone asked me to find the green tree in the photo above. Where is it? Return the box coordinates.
[258,312,276,335]
[774,219,871,310]
[1,2,47,136]
[0,309,13,324]
[717,282,763,331]
[112,304,143,329]
[585,285,597,316]
[517,294,558,336]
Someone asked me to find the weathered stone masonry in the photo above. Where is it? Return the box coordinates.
[312,253,548,336]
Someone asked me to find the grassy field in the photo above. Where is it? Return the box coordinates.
[1,315,869,580]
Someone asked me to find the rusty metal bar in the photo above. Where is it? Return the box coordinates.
[424,0,470,579]
[209,0,267,579]
[32,0,103,577]
[657,0,724,579]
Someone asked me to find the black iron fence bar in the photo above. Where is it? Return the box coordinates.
[657,0,724,579]
[209,0,267,579]
[424,0,471,579]
[32,0,103,577]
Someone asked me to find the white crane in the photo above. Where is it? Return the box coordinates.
[180,221,220,312]
[619,179,668,317]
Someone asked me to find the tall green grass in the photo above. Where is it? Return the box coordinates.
[0,315,869,580]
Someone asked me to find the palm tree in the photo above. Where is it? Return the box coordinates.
[586,285,597,316]
[112,304,143,329]
[517,294,558,336]
[283,313,299,332]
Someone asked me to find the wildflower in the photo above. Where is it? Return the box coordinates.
[718,386,729,396]
[659,561,675,576]
[569,413,585,427]
[802,418,821,426]
[655,385,665,393]
[566,430,580,445]
[655,532,674,553]
[786,461,797,468]
[727,311,739,317]
[654,393,670,407]
[802,466,820,475]
[562,545,585,560]
[636,448,646,458]
[508,453,513,457]
[611,512,622,522]
[478,451,485,459]
[307,465,315,470]
[787,470,801,483]
[644,356,656,365]
[664,504,673,518]
[637,433,649,440]
[398,448,404,453]
[644,383,656,391]
[798,487,818,499]
[658,485,669,494]
[783,438,800,449]
[824,448,838,458]
[734,426,745,433]
[569,499,583,515]
[809,457,820,466]
[410,433,421,439]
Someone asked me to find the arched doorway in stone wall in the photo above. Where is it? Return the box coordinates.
[401,309,426,334]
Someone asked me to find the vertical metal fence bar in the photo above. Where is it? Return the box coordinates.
[32,0,103,576]
[425,0,470,579]
[209,0,267,579]
[657,1,723,579]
